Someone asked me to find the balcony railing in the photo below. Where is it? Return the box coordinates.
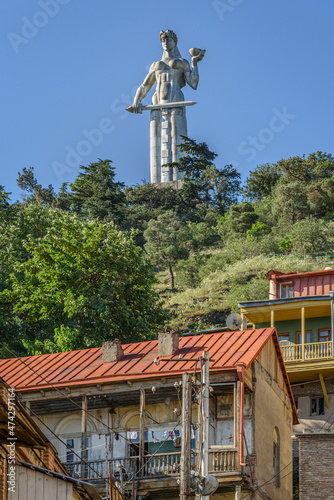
[64,448,239,482]
[281,341,332,362]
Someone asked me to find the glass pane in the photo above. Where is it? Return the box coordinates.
[66,439,74,462]
[288,285,293,297]
[311,398,317,416]
[279,334,290,341]
[319,329,330,342]
[319,398,324,415]
[296,331,311,344]
[281,286,286,298]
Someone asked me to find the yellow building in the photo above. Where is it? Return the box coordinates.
[239,268,334,498]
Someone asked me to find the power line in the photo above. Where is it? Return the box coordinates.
[28,406,106,482]
[0,341,151,450]
[240,460,293,500]
[122,418,181,488]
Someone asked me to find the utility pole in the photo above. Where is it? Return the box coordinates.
[139,389,145,476]
[180,372,192,500]
[200,351,210,500]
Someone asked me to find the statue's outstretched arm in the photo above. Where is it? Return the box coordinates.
[128,66,156,114]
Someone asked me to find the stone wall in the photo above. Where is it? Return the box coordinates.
[297,431,334,500]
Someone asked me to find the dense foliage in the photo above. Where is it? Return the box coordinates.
[1,145,334,355]
[0,205,167,355]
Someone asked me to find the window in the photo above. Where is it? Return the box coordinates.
[318,328,331,342]
[311,397,324,416]
[278,333,290,344]
[66,439,74,462]
[273,427,280,487]
[127,430,148,457]
[280,283,293,298]
[295,330,312,345]
[66,437,89,463]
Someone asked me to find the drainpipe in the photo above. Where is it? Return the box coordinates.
[330,291,334,356]
[237,363,246,467]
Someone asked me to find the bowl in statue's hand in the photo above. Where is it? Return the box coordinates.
[189,48,206,59]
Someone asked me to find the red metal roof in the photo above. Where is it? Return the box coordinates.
[0,329,280,391]
[0,329,298,423]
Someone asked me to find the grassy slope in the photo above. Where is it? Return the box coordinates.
[156,253,330,333]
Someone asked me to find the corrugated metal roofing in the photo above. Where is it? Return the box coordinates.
[0,328,280,391]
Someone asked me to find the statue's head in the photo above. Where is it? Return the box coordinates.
[160,30,177,44]
[160,30,181,58]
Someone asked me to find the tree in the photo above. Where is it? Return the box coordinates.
[273,152,334,223]
[69,159,126,223]
[1,206,168,354]
[247,221,271,241]
[144,211,190,289]
[218,202,258,237]
[168,137,241,217]
[124,182,179,245]
[17,167,55,205]
[242,163,281,201]
[290,217,329,253]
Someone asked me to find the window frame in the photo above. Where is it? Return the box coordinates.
[310,396,325,416]
[278,332,290,343]
[273,427,280,488]
[280,282,293,299]
[294,329,312,345]
[317,327,331,343]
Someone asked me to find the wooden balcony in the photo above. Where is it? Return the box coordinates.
[64,448,239,483]
[281,341,332,363]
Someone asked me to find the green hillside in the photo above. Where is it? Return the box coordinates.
[2,142,334,355]
[158,254,331,333]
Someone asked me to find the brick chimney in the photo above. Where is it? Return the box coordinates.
[158,330,179,357]
[102,339,124,363]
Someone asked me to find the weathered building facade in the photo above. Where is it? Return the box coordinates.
[0,377,103,500]
[0,329,297,499]
[239,267,334,499]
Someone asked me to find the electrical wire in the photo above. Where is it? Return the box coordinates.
[0,339,185,488]
[122,418,181,488]
[28,406,106,482]
[0,341,151,451]
[239,460,293,500]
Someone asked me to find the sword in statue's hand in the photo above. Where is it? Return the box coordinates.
[126,101,197,114]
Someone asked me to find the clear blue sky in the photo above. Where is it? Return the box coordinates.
[1,0,334,202]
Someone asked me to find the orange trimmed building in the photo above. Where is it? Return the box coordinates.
[0,329,296,499]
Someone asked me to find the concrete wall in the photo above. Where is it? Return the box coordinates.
[292,379,334,433]
[253,337,293,500]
